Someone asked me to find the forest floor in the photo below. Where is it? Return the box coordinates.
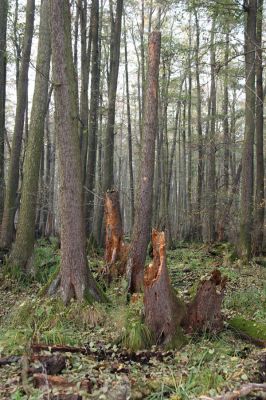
[0,240,265,399]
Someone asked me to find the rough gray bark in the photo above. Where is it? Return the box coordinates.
[127,31,161,293]
[239,0,257,260]
[0,0,8,221]
[9,0,51,271]
[0,0,35,249]
[49,0,104,303]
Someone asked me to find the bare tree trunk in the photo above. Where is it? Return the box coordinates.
[9,0,51,272]
[127,31,161,293]
[124,14,134,230]
[195,10,203,241]
[50,0,104,304]
[0,0,8,221]
[253,0,264,254]
[85,0,100,235]
[239,0,257,260]
[1,0,35,249]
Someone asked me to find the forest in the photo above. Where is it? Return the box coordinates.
[0,0,266,399]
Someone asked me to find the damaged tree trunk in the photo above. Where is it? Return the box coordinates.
[144,229,227,347]
[144,230,186,346]
[181,269,227,334]
[103,189,127,281]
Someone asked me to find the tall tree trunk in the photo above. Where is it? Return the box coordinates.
[0,0,8,221]
[239,0,257,260]
[253,0,264,254]
[102,0,123,192]
[124,14,134,230]
[187,15,192,237]
[85,0,100,235]
[49,0,104,304]
[206,18,216,242]
[8,0,51,272]
[0,0,35,249]
[127,31,161,293]
[195,11,203,241]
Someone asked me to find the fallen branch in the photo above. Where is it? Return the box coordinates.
[33,373,93,392]
[200,382,266,400]
[0,355,21,366]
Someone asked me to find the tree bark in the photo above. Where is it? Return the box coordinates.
[239,0,257,260]
[127,31,161,293]
[9,0,51,272]
[0,0,8,222]
[253,0,264,255]
[49,0,104,304]
[0,0,35,249]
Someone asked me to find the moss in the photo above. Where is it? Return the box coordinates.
[228,317,266,343]
[165,326,187,350]
[38,264,60,297]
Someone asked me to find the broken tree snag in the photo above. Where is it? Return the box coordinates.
[103,189,128,280]
[144,230,186,347]
[182,269,227,334]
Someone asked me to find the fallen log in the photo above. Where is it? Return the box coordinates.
[200,382,266,400]
[32,343,86,354]
[144,230,187,347]
[29,354,66,374]
[228,317,266,347]
[0,355,21,366]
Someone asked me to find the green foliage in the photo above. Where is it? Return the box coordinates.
[120,297,153,351]
[34,239,60,283]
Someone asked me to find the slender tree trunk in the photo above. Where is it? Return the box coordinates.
[195,11,203,241]
[9,0,51,272]
[85,0,100,235]
[207,18,216,242]
[0,0,35,249]
[239,0,257,260]
[127,31,161,293]
[124,15,134,230]
[187,16,192,235]
[0,0,8,222]
[49,0,104,303]
[253,0,264,254]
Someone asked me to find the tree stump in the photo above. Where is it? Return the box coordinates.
[103,189,128,281]
[182,269,227,334]
[144,230,186,346]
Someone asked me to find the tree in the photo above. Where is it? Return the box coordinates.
[0,0,35,249]
[8,0,51,272]
[0,0,8,221]
[127,31,161,293]
[253,0,264,254]
[49,0,104,303]
[239,0,256,260]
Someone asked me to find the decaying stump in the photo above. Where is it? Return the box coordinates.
[144,230,186,346]
[103,189,128,281]
[182,269,227,334]
[144,229,227,348]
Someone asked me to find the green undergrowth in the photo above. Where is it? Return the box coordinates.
[1,241,266,399]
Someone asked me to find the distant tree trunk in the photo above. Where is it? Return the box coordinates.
[206,18,216,243]
[127,31,161,293]
[0,0,8,221]
[187,15,192,236]
[124,15,134,230]
[253,0,264,255]
[102,0,123,193]
[0,0,35,249]
[50,0,104,304]
[239,0,257,260]
[8,0,51,272]
[194,11,203,241]
[85,0,100,235]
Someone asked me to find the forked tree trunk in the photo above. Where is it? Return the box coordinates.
[144,230,186,346]
[127,31,161,293]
